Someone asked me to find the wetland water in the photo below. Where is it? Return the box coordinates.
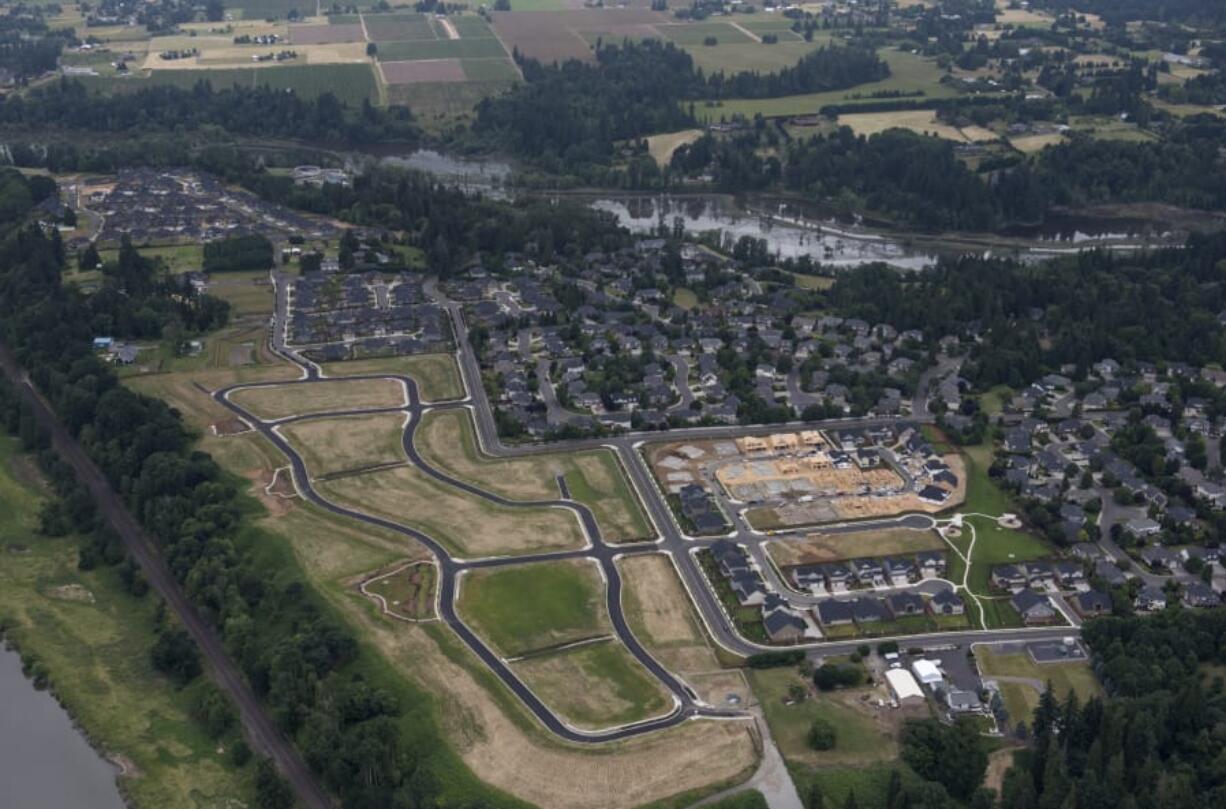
[0,643,126,809]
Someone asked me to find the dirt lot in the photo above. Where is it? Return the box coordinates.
[228,377,406,420]
[766,527,946,568]
[646,128,703,167]
[380,58,466,84]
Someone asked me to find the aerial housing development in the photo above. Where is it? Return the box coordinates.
[1,1,1226,809]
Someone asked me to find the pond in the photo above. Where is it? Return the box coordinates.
[0,643,126,809]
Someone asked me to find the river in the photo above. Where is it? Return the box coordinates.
[0,643,126,809]
[379,150,1182,270]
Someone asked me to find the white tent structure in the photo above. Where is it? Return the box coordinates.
[911,659,944,686]
[886,668,924,703]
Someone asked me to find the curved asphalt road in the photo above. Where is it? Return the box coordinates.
[215,370,742,743]
[233,275,1087,747]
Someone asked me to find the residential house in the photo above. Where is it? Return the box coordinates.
[1011,590,1059,625]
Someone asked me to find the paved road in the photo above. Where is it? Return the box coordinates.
[216,371,746,742]
[251,275,1089,743]
[666,354,696,415]
[0,346,335,809]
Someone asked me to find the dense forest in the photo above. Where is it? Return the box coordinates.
[826,232,1226,388]
[998,609,1226,808]
[670,120,1226,230]
[0,169,522,808]
[1030,0,1226,26]
[0,78,419,145]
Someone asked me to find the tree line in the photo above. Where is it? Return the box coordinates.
[0,170,524,807]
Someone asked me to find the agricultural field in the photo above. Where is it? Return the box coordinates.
[228,377,406,420]
[80,63,381,103]
[456,559,609,658]
[839,109,999,143]
[414,409,652,541]
[319,463,587,557]
[319,352,464,401]
[0,436,255,807]
[279,412,407,478]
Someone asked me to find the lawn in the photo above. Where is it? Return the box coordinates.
[512,639,673,730]
[278,412,407,478]
[320,463,586,557]
[977,646,1103,727]
[748,667,898,769]
[456,559,609,658]
[671,285,701,309]
[319,353,464,402]
[228,377,406,420]
[0,436,254,807]
[415,409,652,541]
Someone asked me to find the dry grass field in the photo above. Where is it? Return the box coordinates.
[319,464,587,557]
[415,409,651,541]
[512,640,675,731]
[319,353,464,401]
[766,528,946,568]
[839,109,999,143]
[646,128,703,167]
[278,412,407,477]
[228,378,405,420]
[1009,132,1068,153]
[618,554,720,675]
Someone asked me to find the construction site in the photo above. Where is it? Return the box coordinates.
[646,428,966,529]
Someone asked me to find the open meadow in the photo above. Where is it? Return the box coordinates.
[319,352,464,401]
[228,377,406,420]
[457,559,609,658]
[319,463,587,557]
[766,527,946,568]
[278,412,407,478]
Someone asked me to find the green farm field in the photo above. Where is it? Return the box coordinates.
[80,63,380,103]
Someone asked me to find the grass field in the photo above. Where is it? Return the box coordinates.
[97,243,202,274]
[229,377,405,420]
[279,412,406,478]
[457,559,609,657]
[693,49,956,122]
[415,409,652,541]
[749,667,899,769]
[513,638,674,730]
[976,646,1103,727]
[767,527,945,568]
[0,436,254,807]
[319,353,464,401]
[367,562,436,620]
[206,272,276,317]
[320,463,586,557]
